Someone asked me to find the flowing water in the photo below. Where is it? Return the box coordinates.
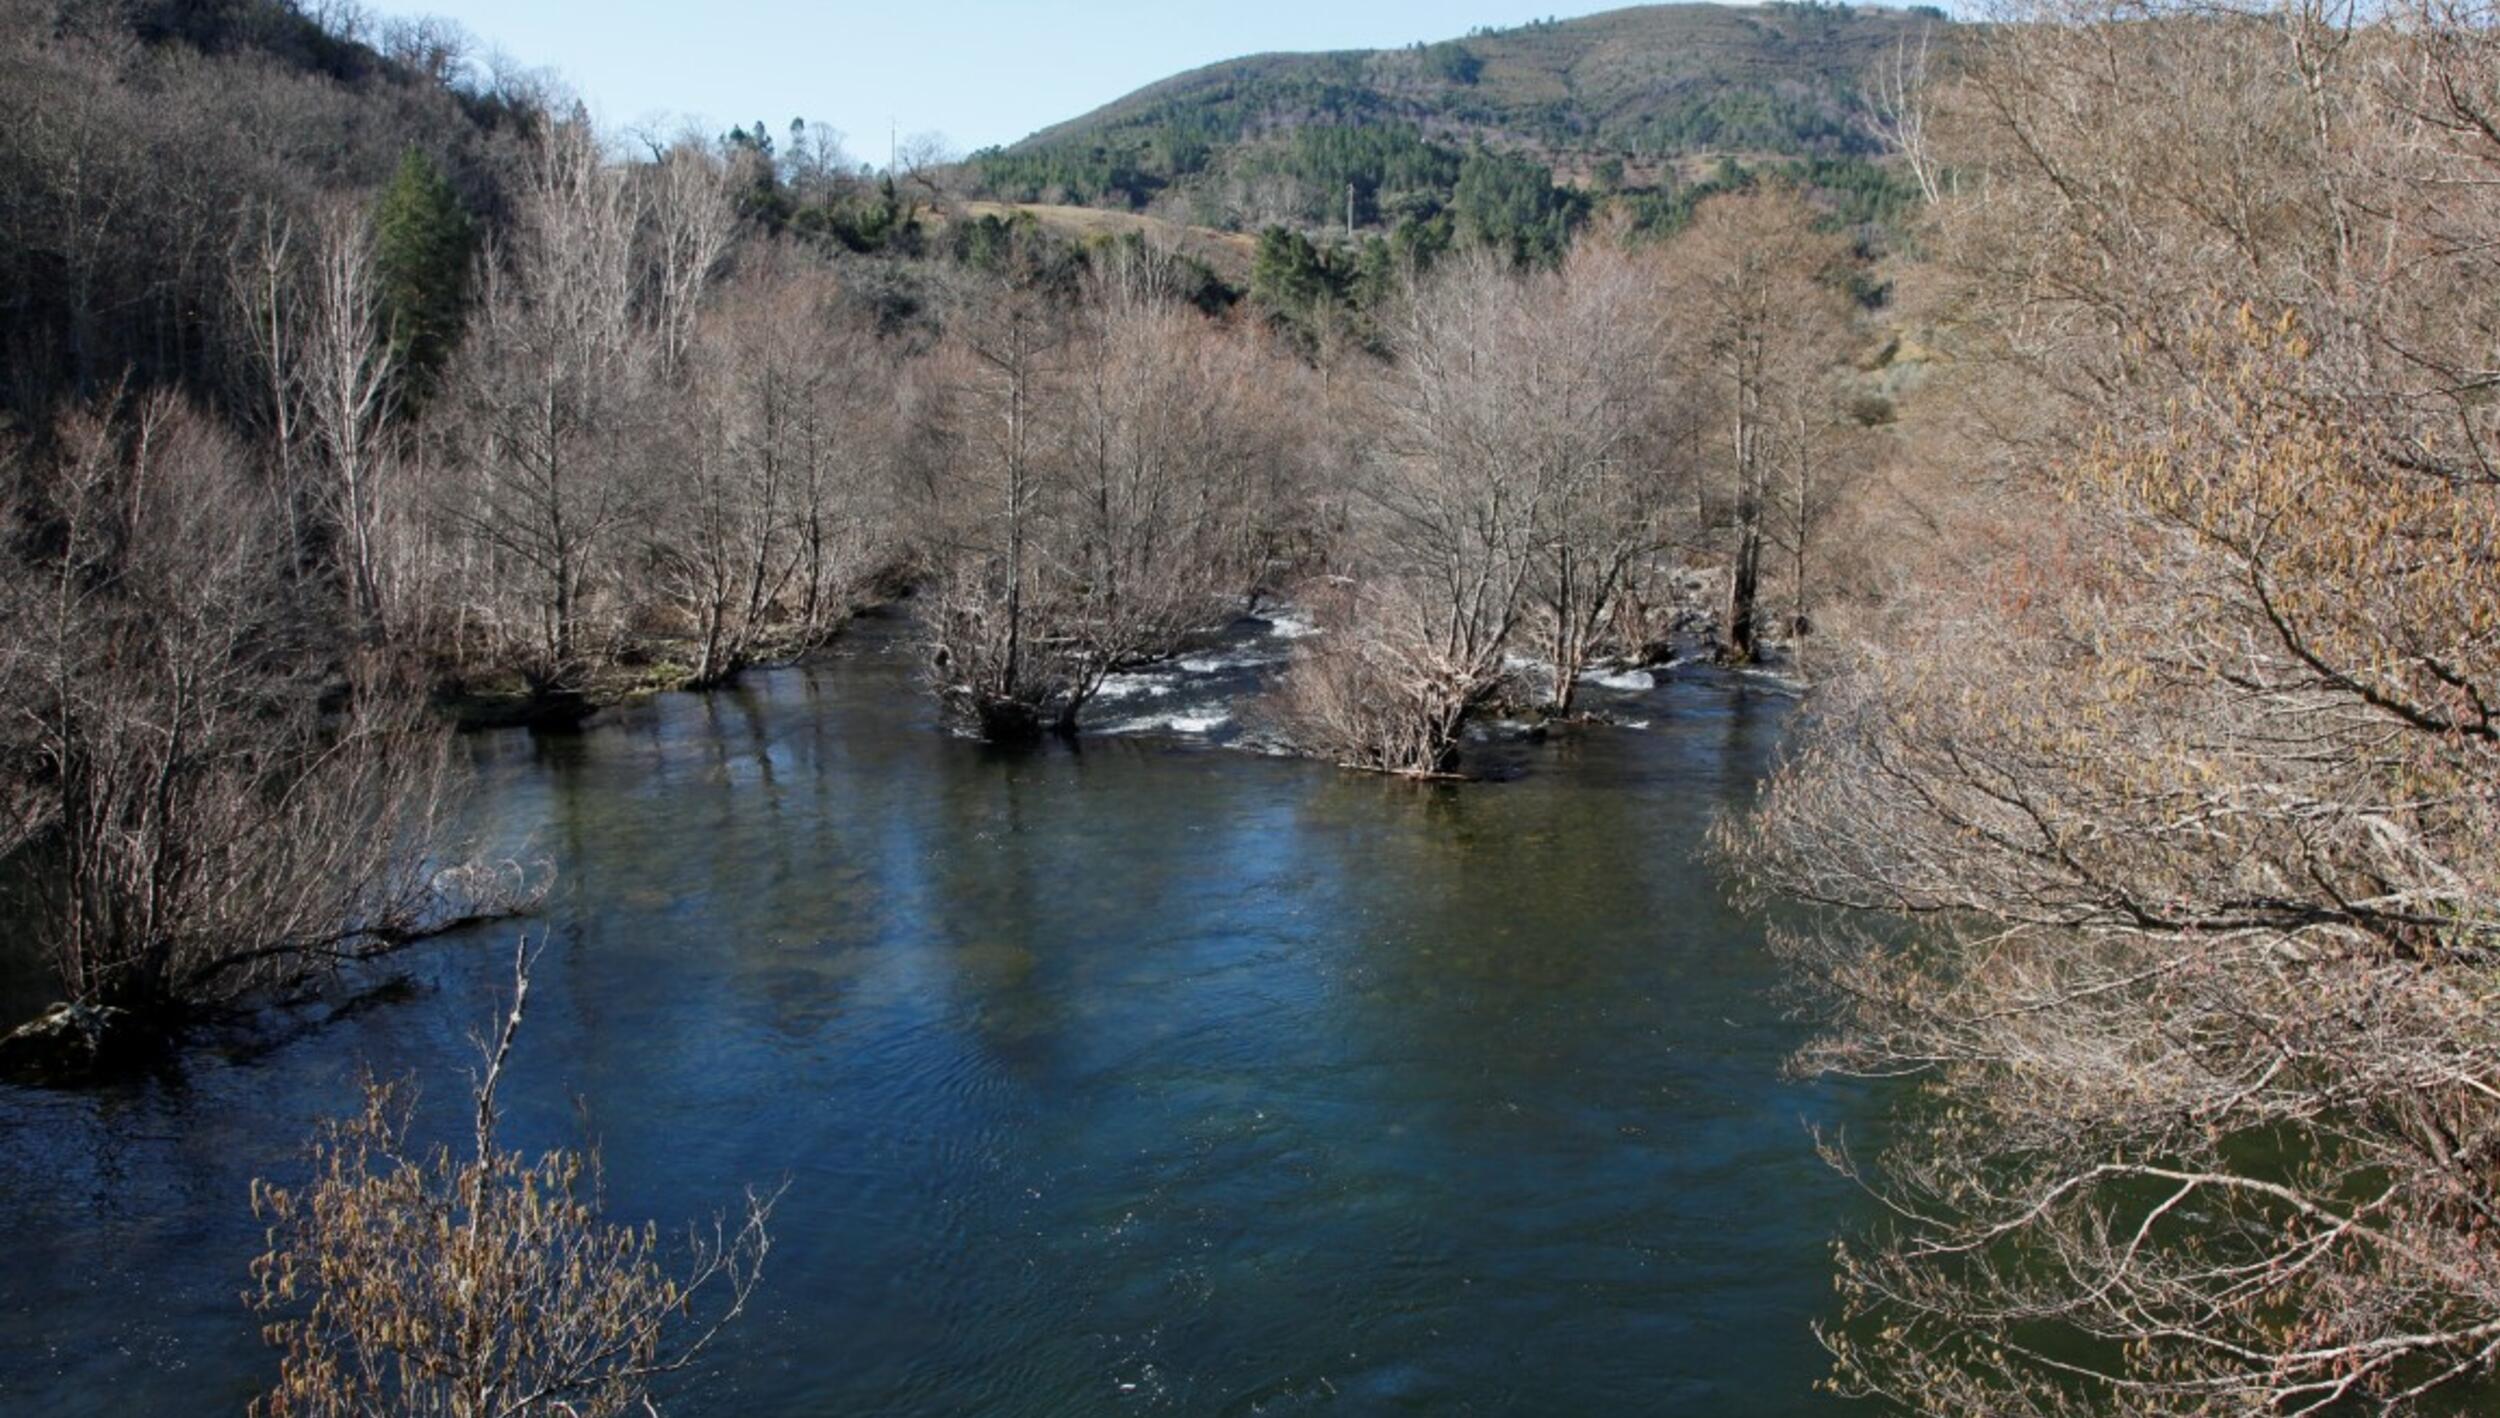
[0,612,1882,1415]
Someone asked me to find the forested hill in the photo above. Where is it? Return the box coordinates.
[0,0,530,419]
[968,2,1949,233]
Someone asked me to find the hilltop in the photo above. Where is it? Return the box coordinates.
[967,2,1949,235]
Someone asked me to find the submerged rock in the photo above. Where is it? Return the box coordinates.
[438,683,599,733]
[1580,665,1657,692]
[0,1002,130,1083]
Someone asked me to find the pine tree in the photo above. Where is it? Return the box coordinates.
[373,150,474,401]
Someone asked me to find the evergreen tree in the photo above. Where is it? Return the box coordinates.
[1250,227,1340,315]
[1451,147,1581,265]
[372,150,475,400]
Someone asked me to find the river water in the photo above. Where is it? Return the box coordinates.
[0,612,1880,1415]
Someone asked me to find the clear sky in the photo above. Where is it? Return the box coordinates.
[381,1,1667,162]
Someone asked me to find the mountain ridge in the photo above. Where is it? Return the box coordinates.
[972,2,1950,233]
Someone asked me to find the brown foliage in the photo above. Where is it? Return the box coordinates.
[1267,578,1491,777]
[250,946,774,1418]
[1729,2,2500,1409]
[1666,190,1855,664]
[1273,236,1709,771]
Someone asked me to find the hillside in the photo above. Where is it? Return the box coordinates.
[968,2,1948,234]
[0,0,526,418]
[943,201,1259,283]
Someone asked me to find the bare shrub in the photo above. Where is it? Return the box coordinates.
[1270,579,1493,777]
[250,946,774,1418]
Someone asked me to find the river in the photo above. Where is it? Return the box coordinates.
[0,610,1881,1414]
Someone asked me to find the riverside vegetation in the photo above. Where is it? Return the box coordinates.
[0,0,2493,1412]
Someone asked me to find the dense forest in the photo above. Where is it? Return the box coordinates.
[0,0,2494,1413]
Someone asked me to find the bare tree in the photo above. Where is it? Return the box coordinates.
[1868,22,1949,207]
[787,292,896,645]
[299,201,406,636]
[0,18,147,398]
[376,13,475,88]
[1047,280,1275,729]
[640,135,737,381]
[1669,190,1850,665]
[924,261,1068,739]
[656,261,879,687]
[1521,236,1684,712]
[1278,253,1546,774]
[1759,363,1871,659]
[299,0,375,47]
[918,236,1308,738]
[229,206,311,504]
[1728,2,2500,1410]
[228,199,417,640]
[0,393,525,1025]
[893,130,959,205]
[778,118,858,207]
[1277,238,1693,769]
[1732,313,2500,1417]
[441,119,649,689]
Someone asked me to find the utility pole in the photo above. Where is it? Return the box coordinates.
[1346,181,1356,240]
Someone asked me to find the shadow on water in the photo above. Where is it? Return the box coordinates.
[0,616,1881,1416]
